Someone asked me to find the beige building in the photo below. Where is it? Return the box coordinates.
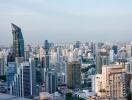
[67,61,81,89]
[95,64,131,99]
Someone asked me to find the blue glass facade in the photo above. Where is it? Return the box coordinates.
[11,23,24,57]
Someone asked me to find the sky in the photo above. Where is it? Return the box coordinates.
[0,0,132,45]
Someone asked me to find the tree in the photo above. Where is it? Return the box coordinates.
[126,91,131,100]
[0,75,6,81]
[66,92,73,100]
[81,64,96,73]
[74,95,85,100]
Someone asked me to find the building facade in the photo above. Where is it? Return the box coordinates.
[11,23,24,57]
[67,61,81,89]
[10,62,36,99]
[95,65,131,99]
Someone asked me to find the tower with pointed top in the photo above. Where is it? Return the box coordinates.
[11,23,24,57]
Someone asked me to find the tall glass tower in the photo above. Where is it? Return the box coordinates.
[11,23,24,57]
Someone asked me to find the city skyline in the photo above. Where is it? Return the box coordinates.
[0,0,132,45]
[0,1,132,100]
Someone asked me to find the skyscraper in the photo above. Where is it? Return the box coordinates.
[44,40,53,93]
[45,69,57,93]
[67,61,81,89]
[44,40,49,70]
[7,62,16,88]
[10,62,36,98]
[44,40,49,51]
[11,23,24,57]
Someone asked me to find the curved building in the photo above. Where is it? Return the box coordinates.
[11,23,24,57]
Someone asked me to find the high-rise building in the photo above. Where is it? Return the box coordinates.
[10,62,30,98]
[34,57,42,83]
[25,45,31,61]
[109,49,114,63]
[67,61,81,89]
[10,61,36,98]
[7,53,15,64]
[11,23,24,57]
[75,41,81,48]
[20,62,31,98]
[126,45,132,57]
[29,58,37,97]
[112,45,118,55]
[125,58,132,73]
[44,40,49,70]
[45,69,57,93]
[7,62,16,88]
[10,23,26,96]
[96,49,110,74]
[44,40,50,87]
[91,42,96,58]
[95,65,131,99]
[44,40,49,50]
[96,53,102,74]
[0,53,5,75]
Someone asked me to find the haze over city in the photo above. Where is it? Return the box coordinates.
[0,0,132,45]
[0,0,132,100]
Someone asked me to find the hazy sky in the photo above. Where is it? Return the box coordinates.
[0,0,132,45]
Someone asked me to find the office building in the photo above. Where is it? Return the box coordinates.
[44,40,50,70]
[29,58,37,97]
[11,23,24,57]
[67,61,81,89]
[10,61,36,98]
[34,57,42,83]
[45,69,57,93]
[7,62,16,88]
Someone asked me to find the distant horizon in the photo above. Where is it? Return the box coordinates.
[0,38,131,47]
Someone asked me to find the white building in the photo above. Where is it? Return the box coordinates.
[126,45,132,58]
[109,49,114,63]
[0,50,8,75]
